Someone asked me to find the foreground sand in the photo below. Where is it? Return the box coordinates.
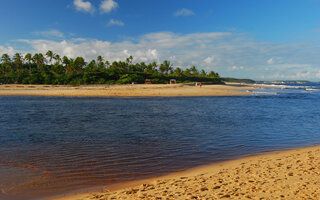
[0,84,254,97]
[48,145,320,200]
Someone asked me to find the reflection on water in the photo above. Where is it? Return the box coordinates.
[1,86,320,199]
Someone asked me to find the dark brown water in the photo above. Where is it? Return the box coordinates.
[1,85,320,199]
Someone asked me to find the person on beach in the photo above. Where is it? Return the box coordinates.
[199,83,202,87]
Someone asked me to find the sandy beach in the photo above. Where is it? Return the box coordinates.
[0,83,255,97]
[46,145,320,200]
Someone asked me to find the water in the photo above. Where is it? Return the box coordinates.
[1,83,320,200]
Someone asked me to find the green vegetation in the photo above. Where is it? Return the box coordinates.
[221,77,255,83]
[0,52,222,85]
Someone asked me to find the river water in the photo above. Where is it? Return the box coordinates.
[1,83,320,199]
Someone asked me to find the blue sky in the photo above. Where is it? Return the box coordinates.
[1,0,320,80]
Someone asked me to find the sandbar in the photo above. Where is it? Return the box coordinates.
[0,84,256,97]
[46,145,320,200]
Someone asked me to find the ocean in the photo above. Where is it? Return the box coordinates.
[1,83,320,200]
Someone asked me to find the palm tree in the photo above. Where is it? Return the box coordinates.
[1,54,12,72]
[160,60,172,74]
[97,55,103,63]
[190,66,198,76]
[46,50,54,64]
[96,56,105,69]
[208,71,219,78]
[54,54,61,65]
[200,69,206,77]
[126,56,133,64]
[24,53,32,64]
[73,57,86,73]
[1,54,11,65]
[173,67,183,76]
[105,60,110,66]
[62,56,70,73]
[32,53,45,70]
[13,53,23,70]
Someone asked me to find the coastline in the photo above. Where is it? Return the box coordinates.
[46,145,320,200]
[0,83,255,97]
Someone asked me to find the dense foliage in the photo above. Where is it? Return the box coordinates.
[0,51,221,85]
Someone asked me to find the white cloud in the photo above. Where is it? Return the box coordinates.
[0,45,16,57]
[73,0,94,14]
[267,58,274,65]
[107,19,124,27]
[174,8,195,16]
[32,29,64,38]
[100,0,118,14]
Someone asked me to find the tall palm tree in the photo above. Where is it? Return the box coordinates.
[24,53,33,72]
[32,53,45,70]
[73,57,86,73]
[1,54,11,63]
[24,53,32,64]
[1,54,11,72]
[173,67,183,76]
[160,60,172,74]
[96,56,105,68]
[54,54,61,65]
[200,69,206,77]
[46,50,54,64]
[190,66,198,76]
[13,53,23,70]
[126,56,133,64]
[62,56,70,74]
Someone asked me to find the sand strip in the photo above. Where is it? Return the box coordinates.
[0,84,255,97]
[46,145,320,200]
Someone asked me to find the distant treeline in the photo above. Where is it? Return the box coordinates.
[221,77,255,83]
[0,51,221,85]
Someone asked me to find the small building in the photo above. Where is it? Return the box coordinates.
[145,79,152,84]
[170,79,176,84]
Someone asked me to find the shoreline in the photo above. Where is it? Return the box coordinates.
[45,145,320,200]
[0,83,256,97]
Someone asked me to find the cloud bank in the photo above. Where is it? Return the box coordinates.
[2,31,320,81]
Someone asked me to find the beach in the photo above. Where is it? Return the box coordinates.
[0,83,254,97]
[47,145,320,200]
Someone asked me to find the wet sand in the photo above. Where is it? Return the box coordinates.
[47,145,320,200]
[0,84,254,97]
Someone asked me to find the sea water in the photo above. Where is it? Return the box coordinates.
[1,83,320,200]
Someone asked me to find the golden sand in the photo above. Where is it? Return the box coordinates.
[0,84,254,97]
[47,145,320,200]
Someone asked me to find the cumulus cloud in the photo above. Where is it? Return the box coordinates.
[174,8,195,16]
[8,31,320,81]
[0,45,16,57]
[100,0,118,13]
[32,29,64,38]
[73,0,94,13]
[107,19,124,27]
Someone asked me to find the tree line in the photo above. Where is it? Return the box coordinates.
[0,51,221,85]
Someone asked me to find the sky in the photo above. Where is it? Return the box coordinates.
[0,0,320,81]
